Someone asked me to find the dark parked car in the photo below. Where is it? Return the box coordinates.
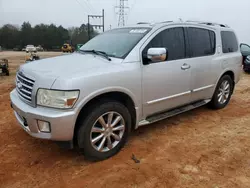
[240,43,250,72]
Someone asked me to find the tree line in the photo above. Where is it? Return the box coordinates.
[0,22,98,50]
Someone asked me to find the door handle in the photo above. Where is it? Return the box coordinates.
[181,63,191,70]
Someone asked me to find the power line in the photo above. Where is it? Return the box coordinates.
[75,0,96,16]
[81,0,95,14]
[85,0,98,14]
[74,0,89,16]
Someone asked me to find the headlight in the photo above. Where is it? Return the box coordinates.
[37,89,79,109]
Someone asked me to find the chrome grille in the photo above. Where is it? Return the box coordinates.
[16,71,35,102]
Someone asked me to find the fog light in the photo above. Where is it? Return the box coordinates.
[37,120,51,133]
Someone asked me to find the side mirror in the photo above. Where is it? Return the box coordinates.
[240,43,250,57]
[147,48,168,63]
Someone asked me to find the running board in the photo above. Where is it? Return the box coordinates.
[138,99,210,127]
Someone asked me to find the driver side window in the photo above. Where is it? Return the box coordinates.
[142,27,186,62]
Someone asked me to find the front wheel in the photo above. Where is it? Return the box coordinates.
[209,75,233,109]
[77,101,131,161]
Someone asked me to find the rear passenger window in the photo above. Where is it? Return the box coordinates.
[187,27,216,57]
[221,31,238,53]
[143,27,186,61]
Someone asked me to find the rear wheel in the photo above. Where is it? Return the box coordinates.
[77,101,131,161]
[209,75,233,109]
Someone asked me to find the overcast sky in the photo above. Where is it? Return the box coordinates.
[1,0,250,43]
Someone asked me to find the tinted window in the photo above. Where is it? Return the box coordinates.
[143,27,186,61]
[221,31,238,53]
[187,28,216,57]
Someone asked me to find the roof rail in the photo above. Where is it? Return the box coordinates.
[159,21,173,24]
[186,20,229,28]
[137,22,150,25]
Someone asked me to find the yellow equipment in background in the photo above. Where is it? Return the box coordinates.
[61,43,73,53]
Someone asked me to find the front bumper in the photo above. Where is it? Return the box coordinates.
[10,89,77,141]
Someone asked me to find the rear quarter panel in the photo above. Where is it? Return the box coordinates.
[213,28,242,92]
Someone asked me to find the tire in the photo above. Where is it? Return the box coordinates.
[209,75,233,109]
[77,101,131,161]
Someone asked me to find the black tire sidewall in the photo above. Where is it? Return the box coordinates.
[210,75,233,109]
[77,101,131,161]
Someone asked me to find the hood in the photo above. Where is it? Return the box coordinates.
[21,52,123,79]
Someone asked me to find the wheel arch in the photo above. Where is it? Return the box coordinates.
[214,69,235,94]
[73,89,138,146]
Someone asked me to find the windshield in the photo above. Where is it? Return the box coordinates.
[80,27,151,59]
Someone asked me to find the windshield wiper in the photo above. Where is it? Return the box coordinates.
[80,50,111,61]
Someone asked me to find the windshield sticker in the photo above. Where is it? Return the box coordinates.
[129,29,148,34]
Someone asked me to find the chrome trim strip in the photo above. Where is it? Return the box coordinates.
[20,82,33,90]
[20,89,32,95]
[147,91,191,105]
[18,71,35,82]
[16,88,31,101]
[17,74,34,85]
[192,84,214,92]
[16,71,35,104]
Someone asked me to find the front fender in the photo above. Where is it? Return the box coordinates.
[75,86,139,110]
[73,87,141,130]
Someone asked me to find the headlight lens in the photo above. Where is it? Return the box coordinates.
[37,89,79,109]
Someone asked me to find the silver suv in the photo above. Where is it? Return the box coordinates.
[10,21,242,161]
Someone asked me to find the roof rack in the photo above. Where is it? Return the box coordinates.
[137,21,173,25]
[159,21,173,24]
[137,22,150,25]
[186,20,229,28]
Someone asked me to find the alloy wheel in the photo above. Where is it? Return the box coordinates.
[218,80,230,104]
[90,112,125,152]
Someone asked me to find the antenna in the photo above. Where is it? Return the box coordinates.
[116,0,129,27]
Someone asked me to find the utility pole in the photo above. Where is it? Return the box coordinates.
[88,9,105,40]
[115,0,129,27]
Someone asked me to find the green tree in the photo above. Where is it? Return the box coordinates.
[69,24,98,46]
[20,22,33,47]
[0,22,98,50]
[0,24,20,49]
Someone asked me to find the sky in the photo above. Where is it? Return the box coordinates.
[1,0,250,44]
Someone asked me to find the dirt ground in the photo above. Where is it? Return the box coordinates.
[1,51,250,188]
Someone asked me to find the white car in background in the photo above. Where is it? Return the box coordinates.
[36,45,44,51]
[25,45,37,53]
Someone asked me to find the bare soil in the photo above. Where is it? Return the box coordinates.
[1,52,250,188]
